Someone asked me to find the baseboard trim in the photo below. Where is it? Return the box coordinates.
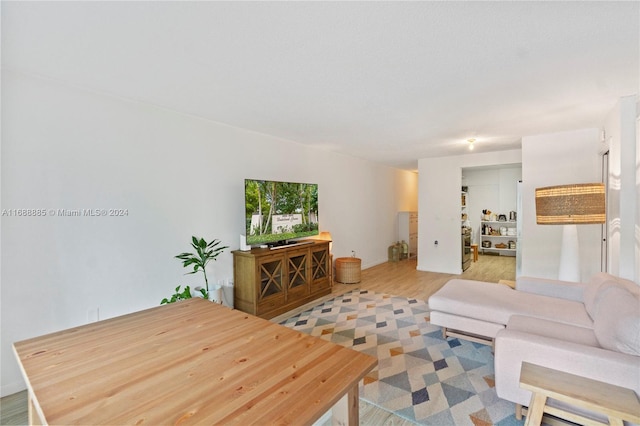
[1,381,27,398]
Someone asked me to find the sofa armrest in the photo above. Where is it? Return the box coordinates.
[494,329,640,408]
[516,276,586,301]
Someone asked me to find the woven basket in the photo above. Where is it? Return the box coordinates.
[335,257,361,284]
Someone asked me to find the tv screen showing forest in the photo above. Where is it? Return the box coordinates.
[244,179,319,245]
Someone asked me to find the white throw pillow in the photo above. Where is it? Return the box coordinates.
[593,285,640,356]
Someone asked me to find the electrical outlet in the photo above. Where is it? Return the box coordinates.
[87,308,99,323]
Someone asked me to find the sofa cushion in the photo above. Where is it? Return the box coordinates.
[506,314,600,347]
[593,285,640,356]
[429,279,593,329]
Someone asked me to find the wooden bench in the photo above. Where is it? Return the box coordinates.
[519,362,640,426]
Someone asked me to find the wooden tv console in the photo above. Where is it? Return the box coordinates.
[232,240,331,319]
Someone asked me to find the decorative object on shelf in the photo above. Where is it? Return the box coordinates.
[239,234,251,251]
[174,236,229,298]
[535,182,605,281]
[509,211,517,221]
[498,214,507,221]
[508,240,516,249]
[482,241,491,248]
[482,209,492,221]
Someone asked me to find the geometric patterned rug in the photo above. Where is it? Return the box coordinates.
[280,290,524,425]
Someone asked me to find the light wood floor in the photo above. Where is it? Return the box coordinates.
[0,254,514,426]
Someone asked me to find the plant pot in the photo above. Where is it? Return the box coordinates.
[209,285,223,304]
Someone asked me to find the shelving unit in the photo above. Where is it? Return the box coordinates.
[461,191,471,271]
[480,220,517,256]
[461,191,468,224]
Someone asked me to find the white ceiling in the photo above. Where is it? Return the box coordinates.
[3,1,638,170]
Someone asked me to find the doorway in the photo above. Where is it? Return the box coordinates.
[461,164,522,279]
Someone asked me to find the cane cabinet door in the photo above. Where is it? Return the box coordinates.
[286,248,310,301]
[310,245,330,294]
[256,253,285,314]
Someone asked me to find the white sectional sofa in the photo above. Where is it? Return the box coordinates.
[428,276,592,344]
[428,273,640,423]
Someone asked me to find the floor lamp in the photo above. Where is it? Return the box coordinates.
[535,183,606,282]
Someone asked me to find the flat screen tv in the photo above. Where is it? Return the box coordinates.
[244,179,319,246]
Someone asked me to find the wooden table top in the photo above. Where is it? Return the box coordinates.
[13,298,377,425]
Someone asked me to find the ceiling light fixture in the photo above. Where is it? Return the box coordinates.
[467,138,476,150]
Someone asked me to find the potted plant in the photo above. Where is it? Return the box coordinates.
[161,236,229,304]
[175,236,228,300]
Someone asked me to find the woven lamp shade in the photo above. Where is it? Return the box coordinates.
[535,183,605,225]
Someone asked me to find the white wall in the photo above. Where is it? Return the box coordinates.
[417,150,522,274]
[0,71,418,395]
[520,128,602,280]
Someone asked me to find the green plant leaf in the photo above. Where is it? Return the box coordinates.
[173,236,228,300]
[181,258,197,266]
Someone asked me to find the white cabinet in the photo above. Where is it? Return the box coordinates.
[398,212,418,258]
[480,221,517,256]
